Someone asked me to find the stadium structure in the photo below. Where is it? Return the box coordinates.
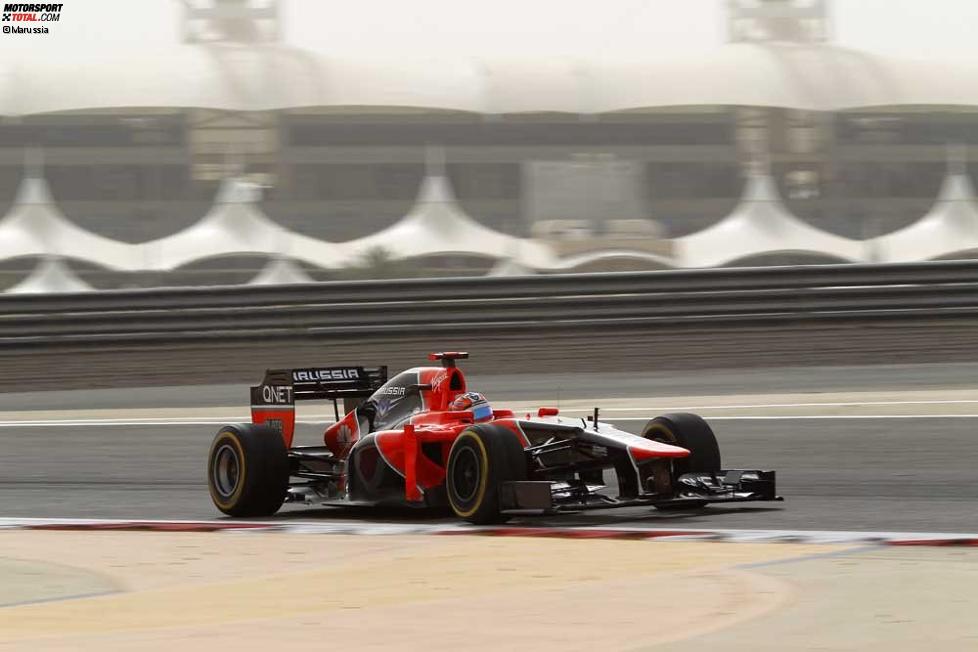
[5,0,978,289]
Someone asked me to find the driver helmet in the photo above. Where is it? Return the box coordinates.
[450,391,493,422]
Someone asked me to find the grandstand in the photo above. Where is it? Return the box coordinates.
[4,0,978,287]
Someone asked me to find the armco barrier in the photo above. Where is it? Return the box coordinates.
[1,261,978,346]
[4,260,978,390]
[4,282,978,337]
[5,258,978,315]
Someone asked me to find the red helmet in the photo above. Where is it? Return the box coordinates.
[449,391,493,422]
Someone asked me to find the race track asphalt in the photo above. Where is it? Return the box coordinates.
[1,362,976,533]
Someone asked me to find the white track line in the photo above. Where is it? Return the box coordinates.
[609,415,978,421]
[5,396,978,428]
[4,395,978,428]
[0,417,334,427]
[4,413,978,427]
[593,398,978,411]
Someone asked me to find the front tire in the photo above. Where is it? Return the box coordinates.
[642,412,721,476]
[207,424,289,517]
[643,413,720,510]
[446,424,527,525]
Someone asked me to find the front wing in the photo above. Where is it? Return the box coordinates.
[499,469,781,513]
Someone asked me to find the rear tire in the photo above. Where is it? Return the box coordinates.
[207,424,289,517]
[446,424,527,525]
[642,413,721,476]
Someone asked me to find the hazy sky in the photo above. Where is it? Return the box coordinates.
[4,0,978,61]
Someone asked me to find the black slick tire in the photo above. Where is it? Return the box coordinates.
[642,412,721,476]
[207,424,290,517]
[446,424,527,525]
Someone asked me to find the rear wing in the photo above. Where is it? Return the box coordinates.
[255,366,387,402]
[250,365,387,447]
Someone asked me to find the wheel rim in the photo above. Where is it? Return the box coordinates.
[451,446,481,503]
[646,424,677,445]
[212,443,240,499]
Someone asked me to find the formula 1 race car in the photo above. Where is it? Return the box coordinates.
[207,352,780,524]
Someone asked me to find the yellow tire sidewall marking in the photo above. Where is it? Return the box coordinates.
[449,430,490,518]
[208,430,248,510]
[643,423,676,444]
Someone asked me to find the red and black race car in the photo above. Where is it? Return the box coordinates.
[207,352,779,524]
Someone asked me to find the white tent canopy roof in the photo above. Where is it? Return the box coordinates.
[675,171,864,267]
[16,167,978,277]
[344,175,555,268]
[0,176,140,270]
[8,42,978,116]
[248,257,315,285]
[6,257,93,294]
[142,177,341,271]
[869,170,978,262]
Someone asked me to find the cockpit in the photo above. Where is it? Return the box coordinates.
[361,370,427,431]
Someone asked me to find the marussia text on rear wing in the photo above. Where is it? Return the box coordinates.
[250,366,387,446]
